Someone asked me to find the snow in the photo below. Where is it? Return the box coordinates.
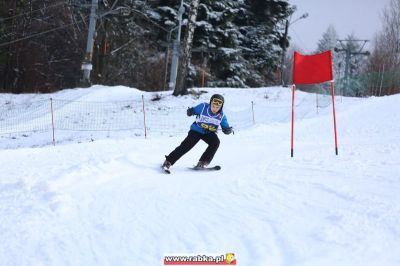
[1,86,400,265]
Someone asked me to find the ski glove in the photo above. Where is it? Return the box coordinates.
[222,127,234,135]
[187,107,194,116]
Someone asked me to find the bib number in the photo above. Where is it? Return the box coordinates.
[200,123,217,132]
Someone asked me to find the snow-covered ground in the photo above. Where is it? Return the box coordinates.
[0,86,399,266]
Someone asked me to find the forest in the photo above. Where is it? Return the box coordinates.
[0,0,399,96]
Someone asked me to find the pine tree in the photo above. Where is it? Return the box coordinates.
[316,25,341,82]
[193,0,249,88]
[95,0,169,90]
[0,0,292,92]
[240,0,291,86]
[189,0,291,88]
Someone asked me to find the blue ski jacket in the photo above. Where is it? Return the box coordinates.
[189,102,230,134]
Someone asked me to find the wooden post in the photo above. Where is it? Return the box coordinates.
[251,101,255,125]
[201,69,205,87]
[141,95,147,139]
[50,98,55,146]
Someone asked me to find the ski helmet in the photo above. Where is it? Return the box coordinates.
[210,94,224,110]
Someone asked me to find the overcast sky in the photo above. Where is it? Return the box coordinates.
[287,0,392,52]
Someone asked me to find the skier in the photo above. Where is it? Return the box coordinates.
[162,94,233,172]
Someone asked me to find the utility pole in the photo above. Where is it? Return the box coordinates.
[168,0,184,91]
[163,26,178,90]
[334,39,369,95]
[81,0,98,85]
[279,12,308,87]
[279,19,289,87]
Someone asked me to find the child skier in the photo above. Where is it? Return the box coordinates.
[162,94,233,172]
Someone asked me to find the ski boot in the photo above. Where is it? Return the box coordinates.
[162,159,171,174]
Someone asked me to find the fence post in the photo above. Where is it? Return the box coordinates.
[251,101,255,125]
[50,98,55,146]
[331,81,339,155]
[291,85,296,157]
[200,69,205,87]
[379,64,385,96]
[141,95,147,139]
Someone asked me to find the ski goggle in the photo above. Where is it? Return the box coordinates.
[211,98,223,106]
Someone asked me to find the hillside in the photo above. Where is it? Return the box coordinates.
[0,86,399,265]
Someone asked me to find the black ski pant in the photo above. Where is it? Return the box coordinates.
[166,130,220,165]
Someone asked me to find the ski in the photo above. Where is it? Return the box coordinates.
[190,165,221,171]
[162,165,221,174]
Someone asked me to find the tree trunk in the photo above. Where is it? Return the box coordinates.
[173,0,200,96]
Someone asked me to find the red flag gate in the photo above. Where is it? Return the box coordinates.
[291,50,338,157]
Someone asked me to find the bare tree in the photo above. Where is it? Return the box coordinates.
[0,0,86,93]
[367,0,400,95]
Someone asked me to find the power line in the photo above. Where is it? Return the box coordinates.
[129,8,170,33]
[0,16,88,48]
[0,1,69,23]
[334,39,370,94]
[289,28,312,53]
